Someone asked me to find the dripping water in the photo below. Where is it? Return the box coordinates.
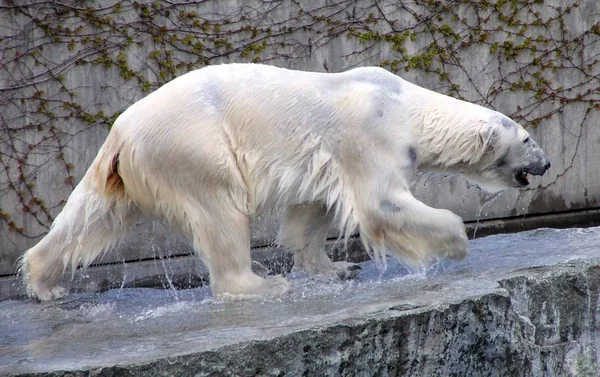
[472,191,504,239]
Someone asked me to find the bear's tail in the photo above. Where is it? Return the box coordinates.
[20,130,139,301]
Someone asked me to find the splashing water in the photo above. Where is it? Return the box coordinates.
[3,226,600,375]
[472,191,504,239]
[6,227,600,325]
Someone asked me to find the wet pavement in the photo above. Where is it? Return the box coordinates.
[2,227,600,375]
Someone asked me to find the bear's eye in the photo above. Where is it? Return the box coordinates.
[523,137,530,143]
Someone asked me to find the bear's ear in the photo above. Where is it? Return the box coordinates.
[478,122,498,150]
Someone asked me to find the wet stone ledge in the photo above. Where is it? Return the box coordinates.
[2,227,600,376]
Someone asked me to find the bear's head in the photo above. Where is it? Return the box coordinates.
[466,114,551,193]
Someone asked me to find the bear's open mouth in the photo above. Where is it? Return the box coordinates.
[515,169,531,186]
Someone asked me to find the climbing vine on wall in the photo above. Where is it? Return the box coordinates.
[0,0,598,238]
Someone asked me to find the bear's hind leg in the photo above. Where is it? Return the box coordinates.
[21,178,136,301]
[279,203,360,279]
[22,233,69,301]
[186,200,289,297]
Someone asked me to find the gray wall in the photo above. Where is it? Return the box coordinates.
[1,0,598,276]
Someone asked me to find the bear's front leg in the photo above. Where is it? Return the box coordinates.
[279,203,361,279]
[357,188,469,266]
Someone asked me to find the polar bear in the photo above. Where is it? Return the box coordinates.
[20,64,551,301]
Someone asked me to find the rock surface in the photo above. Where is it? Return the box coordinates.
[2,227,600,376]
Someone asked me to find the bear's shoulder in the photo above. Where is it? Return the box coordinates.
[339,67,403,97]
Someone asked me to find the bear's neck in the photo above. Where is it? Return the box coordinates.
[404,81,490,174]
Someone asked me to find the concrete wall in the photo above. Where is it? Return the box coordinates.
[1,0,599,276]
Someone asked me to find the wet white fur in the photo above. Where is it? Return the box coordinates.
[21,64,532,301]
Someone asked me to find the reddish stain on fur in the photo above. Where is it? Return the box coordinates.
[105,153,124,194]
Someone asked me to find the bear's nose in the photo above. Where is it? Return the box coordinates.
[544,160,551,170]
